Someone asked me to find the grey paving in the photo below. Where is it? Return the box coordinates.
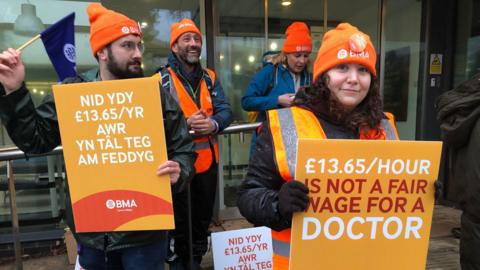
[0,205,464,270]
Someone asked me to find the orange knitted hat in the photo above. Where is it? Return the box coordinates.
[282,22,312,53]
[87,3,141,57]
[313,23,376,82]
[170,18,202,48]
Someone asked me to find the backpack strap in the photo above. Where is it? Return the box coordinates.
[203,68,216,91]
[156,66,171,90]
[264,64,278,96]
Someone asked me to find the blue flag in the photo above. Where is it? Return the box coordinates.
[40,13,76,82]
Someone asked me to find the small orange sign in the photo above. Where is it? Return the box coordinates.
[53,77,174,232]
[290,139,442,270]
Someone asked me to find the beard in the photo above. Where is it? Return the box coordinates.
[106,49,144,79]
[177,45,201,65]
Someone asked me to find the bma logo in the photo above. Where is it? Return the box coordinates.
[129,26,140,34]
[178,23,194,29]
[121,26,130,34]
[63,44,76,63]
[106,199,138,210]
[337,49,348,59]
[349,50,370,58]
[295,45,311,52]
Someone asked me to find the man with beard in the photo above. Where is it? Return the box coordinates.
[154,18,232,269]
[0,4,196,270]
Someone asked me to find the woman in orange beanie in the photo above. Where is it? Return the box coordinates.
[242,21,313,155]
[237,23,399,270]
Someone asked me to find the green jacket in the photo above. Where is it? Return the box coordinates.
[0,68,197,251]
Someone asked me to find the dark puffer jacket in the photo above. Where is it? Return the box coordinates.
[0,68,197,251]
[437,73,480,269]
[237,104,356,231]
[437,73,480,218]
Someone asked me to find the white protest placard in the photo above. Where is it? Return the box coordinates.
[75,256,85,270]
[212,227,273,270]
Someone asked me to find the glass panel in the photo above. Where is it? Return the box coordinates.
[0,155,66,222]
[0,0,96,147]
[216,0,265,209]
[0,0,97,227]
[219,132,253,209]
[268,0,324,59]
[216,0,266,122]
[0,0,202,148]
[453,0,480,86]
[103,0,204,72]
[383,1,422,139]
[327,0,380,47]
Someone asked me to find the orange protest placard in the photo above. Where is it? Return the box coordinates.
[290,139,442,270]
[53,77,173,233]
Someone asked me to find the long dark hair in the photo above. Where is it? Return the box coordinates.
[294,73,384,135]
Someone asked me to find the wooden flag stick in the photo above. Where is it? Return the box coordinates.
[16,34,41,51]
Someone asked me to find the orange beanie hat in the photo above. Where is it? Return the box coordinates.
[170,18,202,48]
[282,22,312,53]
[313,23,376,82]
[87,3,141,57]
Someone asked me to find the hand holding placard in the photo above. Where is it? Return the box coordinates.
[278,181,309,219]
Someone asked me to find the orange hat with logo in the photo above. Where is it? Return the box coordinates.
[282,22,312,53]
[87,3,142,57]
[313,23,376,82]
[170,18,202,48]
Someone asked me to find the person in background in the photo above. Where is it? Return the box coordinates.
[241,21,313,155]
[0,4,196,269]
[437,73,480,270]
[154,18,232,269]
[237,23,399,270]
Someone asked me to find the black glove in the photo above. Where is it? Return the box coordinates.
[278,180,309,219]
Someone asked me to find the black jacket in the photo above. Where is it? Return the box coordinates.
[437,73,480,219]
[0,69,197,251]
[237,105,356,231]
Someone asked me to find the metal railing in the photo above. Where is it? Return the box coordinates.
[0,122,260,270]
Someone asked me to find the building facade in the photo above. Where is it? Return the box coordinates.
[0,0,478,244]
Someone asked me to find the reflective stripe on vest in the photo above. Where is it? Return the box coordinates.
[267,106,399,270]
[167,67,219,173]
[269,107,326,181]
[271,233,291,258]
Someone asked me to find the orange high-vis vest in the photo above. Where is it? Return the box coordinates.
[267,106,399,270]
[154,67,219,173]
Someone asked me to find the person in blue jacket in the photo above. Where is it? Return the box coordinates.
[242,22,313,155]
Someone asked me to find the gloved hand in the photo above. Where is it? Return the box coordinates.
[278,180,309,219]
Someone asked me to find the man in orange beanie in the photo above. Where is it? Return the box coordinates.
[0,4,196,270]
[154,18,232,270]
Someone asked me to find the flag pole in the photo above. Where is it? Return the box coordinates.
[16,34,41,51]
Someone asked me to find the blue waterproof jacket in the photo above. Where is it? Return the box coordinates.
[241,63,312,123]
[242,63,311,155]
